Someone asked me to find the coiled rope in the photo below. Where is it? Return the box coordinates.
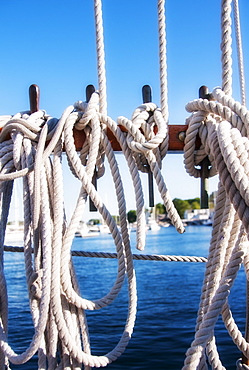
[0,0,248,369]
[183,1,249,369]
[0,1,185,369]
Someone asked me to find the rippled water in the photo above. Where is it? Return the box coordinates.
[4,226,247,369]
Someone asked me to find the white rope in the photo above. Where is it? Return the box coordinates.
[221,0,233,96]
[157,0,169,159]
[117,105,184,234]
[94,0,107,116]
[0,78,184,367]
[183,85,249,368]
[0,0,247,368]
[182,1,248,365]
[233,0,246,105]
[3,246,208,263]
[0,1,181,364]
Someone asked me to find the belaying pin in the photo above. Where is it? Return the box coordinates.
[142,85,154,208]
[85,85,98,212]
[199,86,210,209]
[29,84,40,113]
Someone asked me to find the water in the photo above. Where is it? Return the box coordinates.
[4,226,247,369]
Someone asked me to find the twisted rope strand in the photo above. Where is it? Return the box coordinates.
[233,0,246,105]
[0,1,247,367]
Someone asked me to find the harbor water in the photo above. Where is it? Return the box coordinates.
[4,225,247,369]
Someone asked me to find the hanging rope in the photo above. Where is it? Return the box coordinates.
[157,0,169,159]
[233,0,246,105]
[0,0,184,362]
[183,0,248,368]
[0,0,248,368]
[0,81,185,368]
[94,0,107,116]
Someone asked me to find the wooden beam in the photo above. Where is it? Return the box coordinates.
[0,85,197,152]
[73,124,190,152]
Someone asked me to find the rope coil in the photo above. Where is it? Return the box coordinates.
[0,0,247,368]
[182,1,248,365]
[182,85,249,368]
[0,83,182,368]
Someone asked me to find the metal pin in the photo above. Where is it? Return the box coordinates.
[142,85,154,208]
[178,131,186,142]
[86,85,98,212]
[29,84,40,113]
[199,86,210,209]
[86,84,95,103]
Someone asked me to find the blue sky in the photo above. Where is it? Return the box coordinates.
[1,0,249,221]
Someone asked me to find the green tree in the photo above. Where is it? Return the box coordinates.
[155,203,166,214]
[173,198,191,219]
[187,198,200,209]
[190,201,200,210]
[127,210,137,223]
[173,197,201,218]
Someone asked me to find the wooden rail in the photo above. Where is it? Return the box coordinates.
[73,124,188,152]
[29,84,191,152]
[0,84,206,212]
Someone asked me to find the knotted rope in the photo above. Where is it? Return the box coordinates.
[182,1,249,368]
[183,88,249,370]
[0,0,248,368]
[0,85,184,368]
[0,0,185,367]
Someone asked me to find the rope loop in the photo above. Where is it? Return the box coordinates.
[117,102,184,235]
[0,0,247,367]
[184,87,249,182]
[0,80,188,366]
[118,103,167,172]
[183,89,249,368]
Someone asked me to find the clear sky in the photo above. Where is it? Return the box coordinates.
[1,0,249,221]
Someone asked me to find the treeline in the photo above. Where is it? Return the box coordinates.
[89,193,216,224]
[127,192,216,223]
[172,198,200,218]
[155,192,216,219]
[126,198,200,223]
[155,198,201,219]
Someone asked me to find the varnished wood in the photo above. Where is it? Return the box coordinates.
[73,124,191,152]
[29,84,197,152]
[0,85,198,152]
[167,125,188,151]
